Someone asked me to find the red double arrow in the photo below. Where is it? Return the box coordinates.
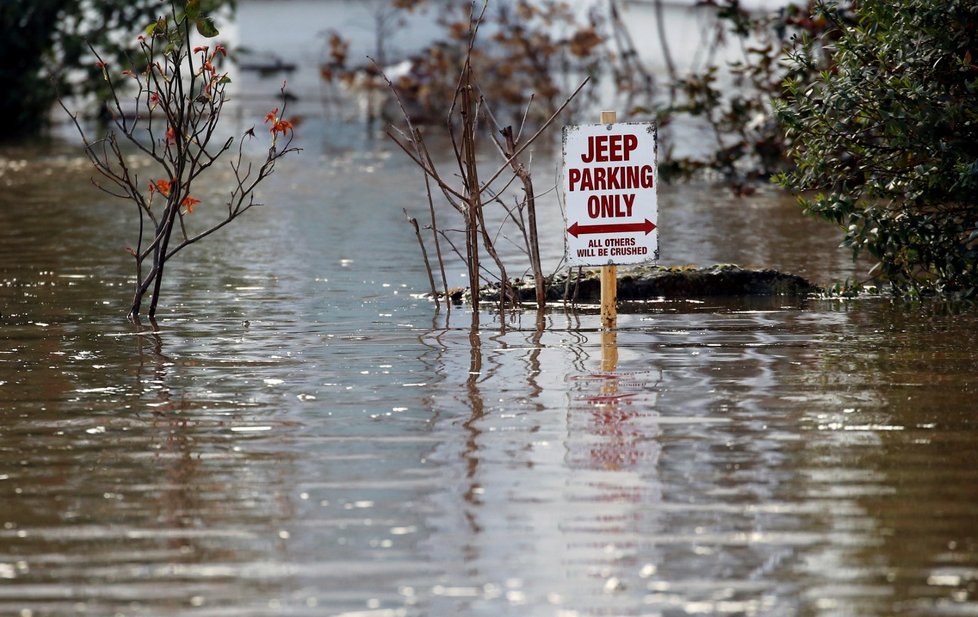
[568,219,656,238]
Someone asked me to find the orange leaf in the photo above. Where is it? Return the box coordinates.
[181,195,201,213]
[270,119,293,135]
[155,179,171,197]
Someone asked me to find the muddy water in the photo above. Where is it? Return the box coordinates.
[2,3,978,616]
[3,119,978,617]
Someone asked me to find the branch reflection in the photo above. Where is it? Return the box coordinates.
[421,307,665,611]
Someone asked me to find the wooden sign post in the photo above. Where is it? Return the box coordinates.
[599,112,619,373]
[599,110,618,329]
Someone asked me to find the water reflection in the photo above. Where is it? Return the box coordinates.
[405,299,978,617]
[5,221,978,616]
[793,301,978,616]
[463,312,485,537]
[419,311,656,615]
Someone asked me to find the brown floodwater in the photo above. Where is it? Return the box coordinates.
[3,114,978,617]
[2,2,978,616]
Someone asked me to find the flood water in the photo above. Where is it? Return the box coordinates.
[3,2,978,617]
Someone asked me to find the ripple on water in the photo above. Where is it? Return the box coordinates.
[3,113,978,616]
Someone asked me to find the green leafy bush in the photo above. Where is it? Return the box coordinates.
[777,0,978,295]
[0,0,231,141]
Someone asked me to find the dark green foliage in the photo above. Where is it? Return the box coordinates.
[0,0,232,141]
[0,2,67,139]
[776,0,978,295]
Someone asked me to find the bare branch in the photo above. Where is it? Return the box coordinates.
[479,76,589,194]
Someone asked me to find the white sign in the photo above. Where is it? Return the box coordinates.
[562,122,658,267]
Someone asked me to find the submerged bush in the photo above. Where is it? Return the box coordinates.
[323,0,606,127]
[777,0,978,295]
[63,0,298,320]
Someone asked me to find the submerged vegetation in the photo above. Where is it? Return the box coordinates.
[61,0,298,319]
[328,0,840,312]
[325,0,837,186]
[324,0,608,126]
[383,2,587,313]
[777,0,978,296]
[348,0,978,299]
[23,0,977,308]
